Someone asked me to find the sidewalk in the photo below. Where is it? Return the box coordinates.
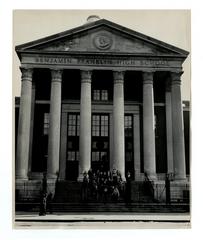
[15,212,190,229]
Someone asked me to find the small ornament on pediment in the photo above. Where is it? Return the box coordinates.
[93,33,113,50]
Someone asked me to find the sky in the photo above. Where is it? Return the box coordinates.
[13,10,191,100]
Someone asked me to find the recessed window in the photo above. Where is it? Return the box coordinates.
[43,113,49,135]
[101,90,108,100]
[125,115,133,137]
[92,114,109,137]
[67,151,79,161]
[68,114,80,136]
[93,89,108,101]
[67,113,80,162]
[93,90,100,100]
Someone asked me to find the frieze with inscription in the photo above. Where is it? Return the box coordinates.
[21,53,183,70]
[32,56,170,67]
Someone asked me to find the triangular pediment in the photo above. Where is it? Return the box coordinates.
[16,19,188,57]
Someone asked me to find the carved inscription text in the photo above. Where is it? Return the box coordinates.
[34,56,169,67]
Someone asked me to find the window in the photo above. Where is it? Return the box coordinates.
[101,115,108,136]
[92,115,109,137]
[93,90,100,100]
[92,115,100,136]
[92,152,100,161]
[67,151,79,161]
[125,115,133,137]
[67,113,80,162]
[68,114,80,136]
[101,90,108,100]
[43,113,49,135]
[93,89,108,101]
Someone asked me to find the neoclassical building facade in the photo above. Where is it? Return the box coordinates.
[15,16,190,202]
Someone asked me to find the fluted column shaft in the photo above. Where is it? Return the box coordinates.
[16,67,33,179]
[78,70,92,181]
[47,69,62,179]
[113,71,125,181]
[171,72,186,180]
[165,79,174,174]
[28,81,36,174]
[142,71,156,180]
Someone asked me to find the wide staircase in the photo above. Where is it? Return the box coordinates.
[16,180,190,213]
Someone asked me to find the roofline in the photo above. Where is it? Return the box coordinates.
[15,18,189,57]
[17,49,188,59]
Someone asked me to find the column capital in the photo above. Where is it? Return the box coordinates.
[51,69,63,83]
[20,67,33,81]
[113,71,125,84]
[81,70,92,83]
[142,71,154,84]
[170,71,183,85]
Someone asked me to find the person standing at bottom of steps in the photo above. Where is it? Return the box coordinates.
[39,192,47,216]
[39,172,47,216]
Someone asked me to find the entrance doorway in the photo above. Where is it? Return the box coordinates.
[91,114,109,172]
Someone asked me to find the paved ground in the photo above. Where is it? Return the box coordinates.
[14,212,191,229]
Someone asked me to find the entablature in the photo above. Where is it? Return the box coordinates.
[20,52,183,72]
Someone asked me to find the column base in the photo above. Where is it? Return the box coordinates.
[28,172,43,180]
[15,178,28,184]
[145,173,157,181]
[15,176,28,181]
[47,173,58,180]
[77,174,84,182]
[47,179,57,195]
[16,170,28,180]
[174,174,187,181]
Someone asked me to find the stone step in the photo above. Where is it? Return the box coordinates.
[53,181,155,203]
[16,202,190,213]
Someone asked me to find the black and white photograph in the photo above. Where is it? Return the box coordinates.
[12,9,191,229]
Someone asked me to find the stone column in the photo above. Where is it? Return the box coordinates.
[171,71,186,180]
[142,71,156,180]
[165,79,174,174]
[59,112,68,180]
[133,111,141,181]
[78,70,92,181]
[113,71,125,181]
[28,81,36,175]
[47,69,62,179]
[16,67,33,179]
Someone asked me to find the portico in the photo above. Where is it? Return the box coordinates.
[15,17,189,202]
